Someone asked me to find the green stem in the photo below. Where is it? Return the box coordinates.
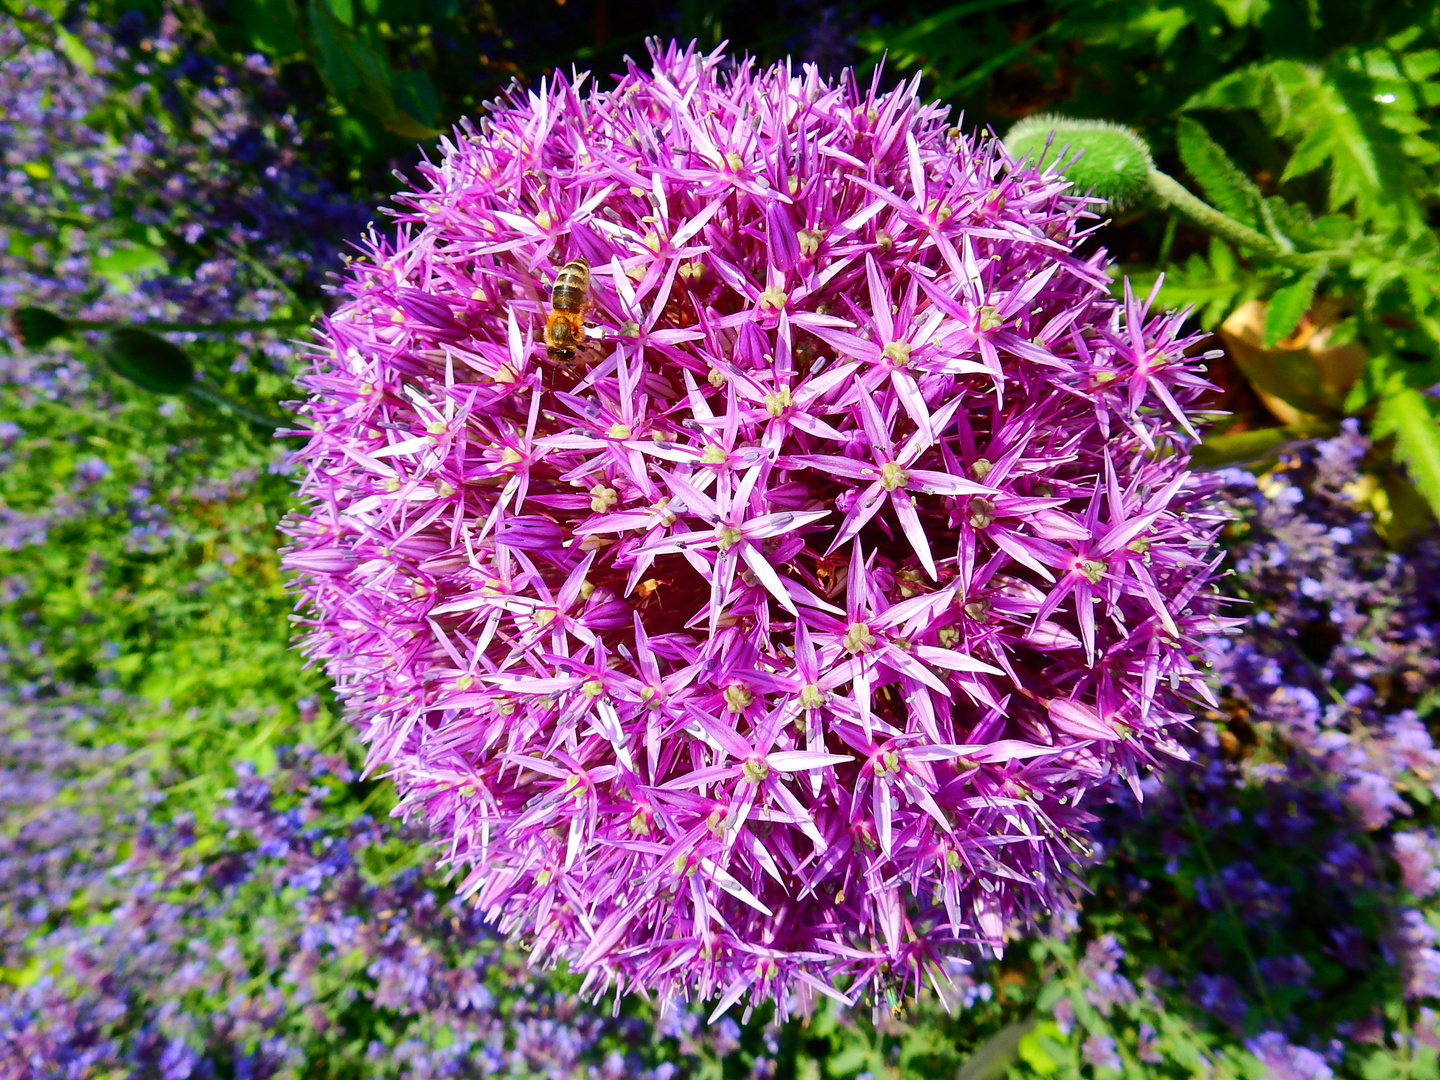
[1178,795,1281,1025]
[185,381,294,433]
[1158,213,1179,270]
[1147,170,1336,268]
[71,317,312,333]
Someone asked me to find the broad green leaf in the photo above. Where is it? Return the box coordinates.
[1213,0,1263,25]
[309,0,394,117]
[1264,268,1322,347]
[855,0,1016,56]
[100,329,195,395]
[1175,117,1262,229]
[1374,385,1440,521]
[392,69,442,130]
[1371,469,1435,549]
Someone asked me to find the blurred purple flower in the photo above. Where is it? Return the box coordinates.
[1081,1033,1121,1070]
[1188,973,1248,1033]
[1245,1032,1333,1080]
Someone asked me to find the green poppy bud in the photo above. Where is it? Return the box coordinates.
[1004,116,1154,211]
[9,307,70,351]
[100,327,195,394]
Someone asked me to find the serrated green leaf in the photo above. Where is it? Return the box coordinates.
[1210,235,1238,280]
[1282,122,1335,182]
[1143,236,1259,328]
[1176,117,1263,229]
[1187,55,1419,225]
[1374,386,1440,521]
[1264,268,1323,347]
[1185,63,1267,111]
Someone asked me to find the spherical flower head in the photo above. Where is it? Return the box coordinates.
[281,41,1231,1018]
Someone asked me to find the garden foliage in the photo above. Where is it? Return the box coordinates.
[866,0,1440,536]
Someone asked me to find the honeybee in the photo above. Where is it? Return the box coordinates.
[544,258,591,363]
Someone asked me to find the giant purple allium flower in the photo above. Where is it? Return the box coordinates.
[281,41,1231,1016]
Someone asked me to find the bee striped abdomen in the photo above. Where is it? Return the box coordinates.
[551,259,591,314]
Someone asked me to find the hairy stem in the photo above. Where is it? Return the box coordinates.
[1147,170,1334,268]
[185,380,293,433]
[72,316,313,333]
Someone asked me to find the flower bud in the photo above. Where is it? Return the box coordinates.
[494,515,564,550]
[9,306,69,351]
[99,328,195,394]
[1004,116,1154,211]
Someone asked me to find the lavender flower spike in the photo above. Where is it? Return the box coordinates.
[282,41,1232,1017]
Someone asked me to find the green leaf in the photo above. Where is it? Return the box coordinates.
[1374,386,1440,521]
[1016,1022,1063,1075]
[1187,57,1415,224]
[94,245,169,292]
[1185,62,1267,111]
[1278,65,1382,210]
[1134,236,1257,329]
[53,27,96,75]
[1175,117,1262,229]
[1264,267,1323,347]
[392,69,442,130]
[230,0,304,55]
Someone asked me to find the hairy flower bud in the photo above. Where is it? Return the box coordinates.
[1004,116,1155,211]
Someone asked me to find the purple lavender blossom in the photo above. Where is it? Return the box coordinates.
[0,702,692,1078]
[1078,934,1138,1015]
[1395,830,1440,899]
[1081,1032,1122,1070]
[282,41,1230,1013]
[1188,973,1248,1033]
[1194,861,1290,926]
[1244,1032,1334,1080]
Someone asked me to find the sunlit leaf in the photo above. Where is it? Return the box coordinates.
[1374,385,1440,521]
[1176,116,1263,229]
[1263,267,1323,347]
